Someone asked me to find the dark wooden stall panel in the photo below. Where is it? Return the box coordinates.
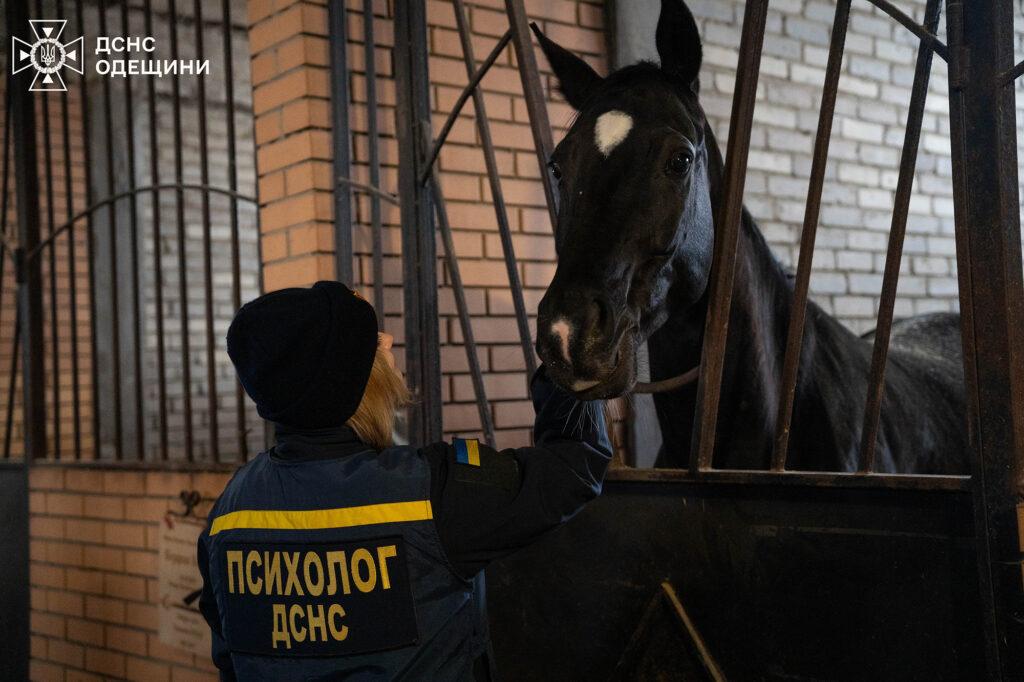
[487,481,983,680]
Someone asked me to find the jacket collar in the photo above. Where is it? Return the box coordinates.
[270,423,373,462]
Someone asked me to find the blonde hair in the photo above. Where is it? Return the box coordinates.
[346,348,412,450]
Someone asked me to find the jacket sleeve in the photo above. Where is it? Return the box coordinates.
[422,365,612,578]
[197,522,236,681]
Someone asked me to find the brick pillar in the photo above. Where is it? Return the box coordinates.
[248,0,337,292]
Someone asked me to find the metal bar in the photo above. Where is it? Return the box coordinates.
[858,0,941,473]
[29,183,258,259]
[98,0,124,459]
[418,29,512,185]
[335,177,399,207]
[194,0,218,461]
[452,0,536,380]
[222,0,246,462]
[38,0,60,459]
[394,1,442,444]
[606,466,971,491]
[363,0,384,322]
[329,0,353,284]
[660,582,726,682]
[945,0,1024,673]
[3,315,19,460]
[1000,59,1024,86]
[169,0,194,460]
[429,171,496,445]
[503,0,558,225]
[611,584,665,679]
[10,21,46,462]
[144,0,168,460]
[122,0,144,460]
[691,0,769,473]
[57,0,82,460]
[1,91,13,460]
[77,0,100,460]
[863,0,948,62]
[0,91,9,264]
[772,0,851,469]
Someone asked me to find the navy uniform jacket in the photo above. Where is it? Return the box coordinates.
[197,368,611,681]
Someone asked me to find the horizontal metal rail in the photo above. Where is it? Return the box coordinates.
[608,467,971,491]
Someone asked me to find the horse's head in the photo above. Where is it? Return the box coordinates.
[534,0,714,398]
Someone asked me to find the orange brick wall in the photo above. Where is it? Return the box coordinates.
[28,465,231,682]
[249,0,608,449]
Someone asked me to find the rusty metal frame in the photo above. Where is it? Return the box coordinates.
[945,0,1024,673]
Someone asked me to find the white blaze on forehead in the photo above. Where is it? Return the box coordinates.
[551,319,572,364]
[594,110,634,157]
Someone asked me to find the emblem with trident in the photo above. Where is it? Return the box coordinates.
[11,20,84,92]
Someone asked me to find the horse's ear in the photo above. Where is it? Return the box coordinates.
[531,23,603,110]
[656,0,703,89]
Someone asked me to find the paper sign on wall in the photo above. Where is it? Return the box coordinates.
[157,514,212,658]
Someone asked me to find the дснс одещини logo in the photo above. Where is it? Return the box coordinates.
[11,20,84,92]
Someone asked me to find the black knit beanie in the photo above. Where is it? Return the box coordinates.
[226,281,379,429]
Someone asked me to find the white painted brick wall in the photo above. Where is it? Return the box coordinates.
[617,0,999,334]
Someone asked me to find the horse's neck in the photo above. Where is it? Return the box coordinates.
[715,215,791,444]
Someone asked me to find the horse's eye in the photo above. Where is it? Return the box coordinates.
[667,151,693,175]
[548,160,562,180]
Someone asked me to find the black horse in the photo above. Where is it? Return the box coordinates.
[531,0,966,473]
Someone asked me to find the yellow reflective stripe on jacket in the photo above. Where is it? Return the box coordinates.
[209,500,434,536]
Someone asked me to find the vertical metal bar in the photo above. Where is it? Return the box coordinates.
[452,0,537,380]
[144,0,168,460]
[122,0,145,459]
[4,317,20,460]
[503,0,558,226]
[77,0,100,460]
[194,0,218,461]
[9,21,47,462]
[329,0,353,285]
[0,94,8,281]
[169,0,194,460]
[98,0,124,459]
[771,0,850,470]
[222,0,246,461]
[946,0,1024,674]
[430,171,496,445]
[38,0,60,459]
[858,0,941,472]
[691,0,769,473]
[1,89,13,459]
[57,0,82,460]
[362,0,385,320]
[394,1,442,444]
[35,0,60,462]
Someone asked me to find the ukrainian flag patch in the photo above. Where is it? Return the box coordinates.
[454,438,481,466]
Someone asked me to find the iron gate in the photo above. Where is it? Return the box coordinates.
[2,0,260,672]
[326,0,1024,676]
